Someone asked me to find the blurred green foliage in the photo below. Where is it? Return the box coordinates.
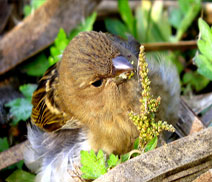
[195,18,212,80]
[0,137,9,152]
[5,84,37,125]
[6,169,35,182]
[182,71,210,94]
[105,0,201,43]
[23,0,46,17]
[104,0,210,94]
[23,12,97,76]
[22,54,49,77]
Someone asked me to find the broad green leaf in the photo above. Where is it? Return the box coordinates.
[197,39,212,61]
[22,54,49,77]
[19,84,37,99]
[118,0,136,37]
[195,18,212,80]
[107,154,120,169]
[6,169,35,182]
[104,18,129,39]
[144,136,158,152]
[198,18,212,44]
[5,98,32,125]
[179,0,201,14]
[80,150,107,179]
[0,137,9,152]
[196,55,212,80]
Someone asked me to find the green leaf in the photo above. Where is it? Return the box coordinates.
[6,169,35,182]
[179,0,201,14]
[23,5,32,17]
[133,138,139,149]
[135,1,171,43]
[183,71,210,91]
[16,160,24,169]
[169,8,183,29]
[5,84,36,124]
[118,0,136,37]
[80,150,107,179]
[120,153,130,163]
[23,0,46,17]
[19,84,37,99]
[107,154,120,169]
[197,39,212,61]
[69,12,97,40]
[144,136,158,152]
[54,29,69,50]
[105,18,129,39]
[48,29,69,66]
[0,137,9,152]
[31,0,46,10]
[5,98,32,125]
[198,18,212,44]
[196,55,212,80]
[195,18,212,80]
[175,1,201,41]
[22,54,49,77]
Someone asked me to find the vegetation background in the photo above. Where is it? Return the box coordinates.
[0,0,212,181]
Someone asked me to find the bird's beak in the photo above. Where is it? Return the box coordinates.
[112,56,134,76]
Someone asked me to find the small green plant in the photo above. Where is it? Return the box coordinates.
[195,18,212,80]
[5,84,37,125]
[80,150,109,179]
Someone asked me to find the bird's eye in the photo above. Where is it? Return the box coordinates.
[91,79,103,87]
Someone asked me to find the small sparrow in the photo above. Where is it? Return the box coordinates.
[24,31,180,182]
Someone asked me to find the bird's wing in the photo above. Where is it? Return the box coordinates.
[31,64,68,132]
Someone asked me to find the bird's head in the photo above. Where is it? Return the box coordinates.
[57,31,140,125]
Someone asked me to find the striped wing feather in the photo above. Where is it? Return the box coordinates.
[31,64,66,132]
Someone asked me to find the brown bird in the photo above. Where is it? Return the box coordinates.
[24,31,180,182]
